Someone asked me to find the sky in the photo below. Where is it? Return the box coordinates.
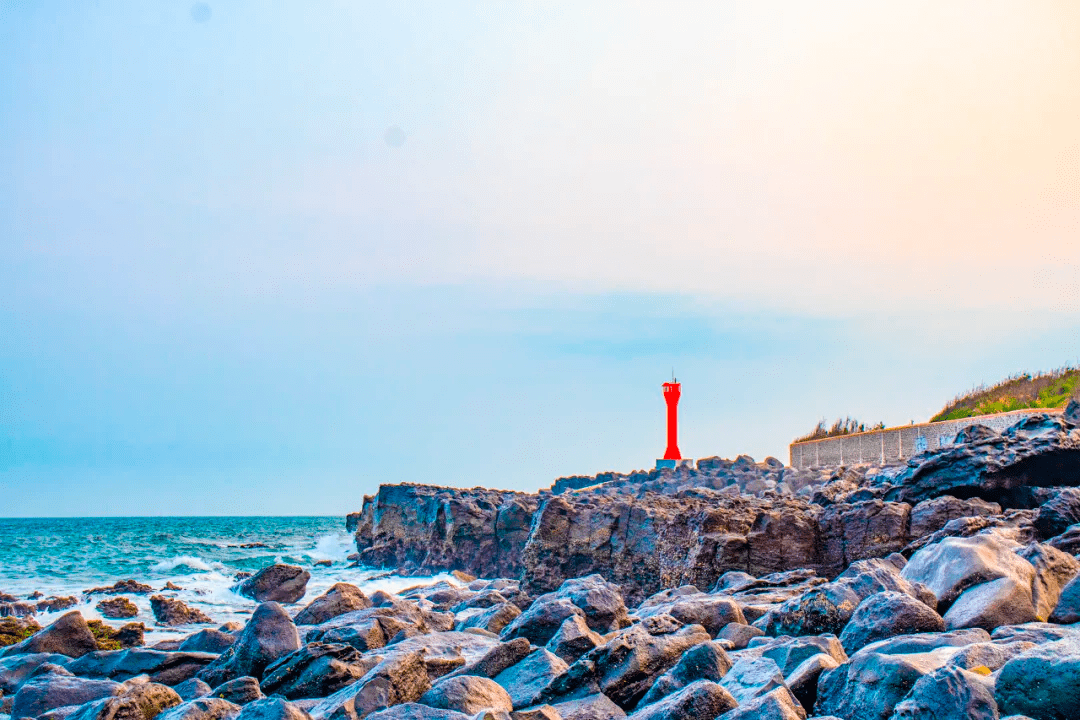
[2,1,1079,516]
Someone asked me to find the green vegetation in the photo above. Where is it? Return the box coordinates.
[87,619,123,650]
[794,417,886,443]
[932,367,1080,423]
[0,616,41,647]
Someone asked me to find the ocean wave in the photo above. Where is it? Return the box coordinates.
[150,555,225,573]
[308,532,355,562]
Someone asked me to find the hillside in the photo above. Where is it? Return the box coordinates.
[931,367,1080,422]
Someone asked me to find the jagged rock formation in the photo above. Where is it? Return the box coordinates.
[351,402,1080,605]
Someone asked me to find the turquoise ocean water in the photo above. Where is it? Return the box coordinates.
[0,516,447,640]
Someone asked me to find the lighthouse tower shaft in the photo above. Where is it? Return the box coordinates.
[662,382,681,460]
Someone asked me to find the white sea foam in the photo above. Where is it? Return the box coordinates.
[309,532,355,561]
[150,555,224,573]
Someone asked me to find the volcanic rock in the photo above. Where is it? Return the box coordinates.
[294,585,371,625]
[626,679,737,720]
[97,598,139,620]
[65,680,182,720]
[638,640,731,706]
[10,670,122,719]
[156,698,242,720]
[838,591,945,653]
[261,643,379,700]
[199,603,301,686]
[419,675,513,714]
[491,649,567,709]
[150,597,212,627]
[85,581,155,596]
[0,611,99,659]
[995,634,1080,719]
[233,566,310,605]
[65,649,219,685]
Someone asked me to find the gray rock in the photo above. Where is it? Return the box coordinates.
[990,621,1080,644]
[785,653,839,714]
[542,620,710,710]
[179,631,236,655]
[0,612,99,659]
[364,705,468,720]
[65,681,182,720]
[856,628,990,656]
[1034,487,1080,540]
[294,585,371,626]
[943,577,1038,631]
[234,698,312,720]
[719,686,806,720]
[420,675,514,714]
[66,650,219,685]
[456,604,521,636]
[909,496,1001,539]
[492,649,567,709]
[550,576,630,634]
[946,641,1036,672]
[0,653,71,695]
[1050,573,1080,623]
[995,634,1080,720]
[444,638,533,681]
[901,534,1035,610]
[233,566,310,605]
[261,643,379,700]
[839,591,945,653]
[637,641,730,706]
[715,623,763,650]
[208,677,263,705]
[155,698,241,720]
[11,672,122,719]
[626,679,736,719]
[545,616,603,664]
[634,588,745,636]
[814,647,960,720]
[174,679,212,701]
[307,651,431,720]
[888,665,997,720]
[1047,523,1080,555]
[198,603,301,686]
[500,599,585,646]
[151,597,213,627]
[719,656,786,706]
[756,635,848,677]
[1015,542,1080,620]
[550,694,625,720]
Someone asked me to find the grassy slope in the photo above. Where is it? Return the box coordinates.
[931,368,1080,422]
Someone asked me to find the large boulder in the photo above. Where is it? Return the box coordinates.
[442,638,532,681]
[995,634,1080,720]
[150,597,213,627]
[634,588,744,636]
[294,585,371,626]
[542,619,710,710]
[500,598,585,646]
[179,630,237,655]
[901,533,1035,610]
[838,591,945,654]
[233,698,312,720]
[888,665,997,720]
[363,705,468,720]
[209,677,264,705]
[418,675,513,714]
[454,603,521,635]
[638,641,731,706]
[545,615,604,663]
[550,576,630,634]
[550,693,626,719]
[174,678,212,701]
[233,566,310,605]
[719,687,806,720]
[198,603,301,685]
[814,646,960,720]
[625,679,737,720]
[307,651,431,720]
[1050,574,1080,623]
[0,652,71,695]
[1034,487,1080,540]
[261,643,379,700]
[909,496,1001,541]
[65,681,183,720]
[0,611,99,658]
[718,656,787,706]
[66,649,219,685]
[943,577,1038,631]
[1016,542,1080,620]
[155,698,242,720]
[491,648,567,709]
[10,670,122,719]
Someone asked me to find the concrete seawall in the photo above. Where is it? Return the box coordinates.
[788,407,1065,469]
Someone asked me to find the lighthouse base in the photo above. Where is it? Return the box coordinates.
[656,458,694,470]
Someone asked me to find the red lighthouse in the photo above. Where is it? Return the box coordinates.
[662,381,682,460]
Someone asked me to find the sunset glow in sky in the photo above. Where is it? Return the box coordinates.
[2,1,1079,515]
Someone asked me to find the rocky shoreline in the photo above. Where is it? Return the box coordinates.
[2,402,1079,719]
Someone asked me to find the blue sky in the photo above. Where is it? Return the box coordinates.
[2,1,1079,515]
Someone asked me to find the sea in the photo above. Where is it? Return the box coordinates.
[0,516,449,642]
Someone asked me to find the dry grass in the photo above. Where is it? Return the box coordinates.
[931,367,1080,422]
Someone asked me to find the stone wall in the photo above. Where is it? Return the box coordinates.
[789,407,1065,469]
